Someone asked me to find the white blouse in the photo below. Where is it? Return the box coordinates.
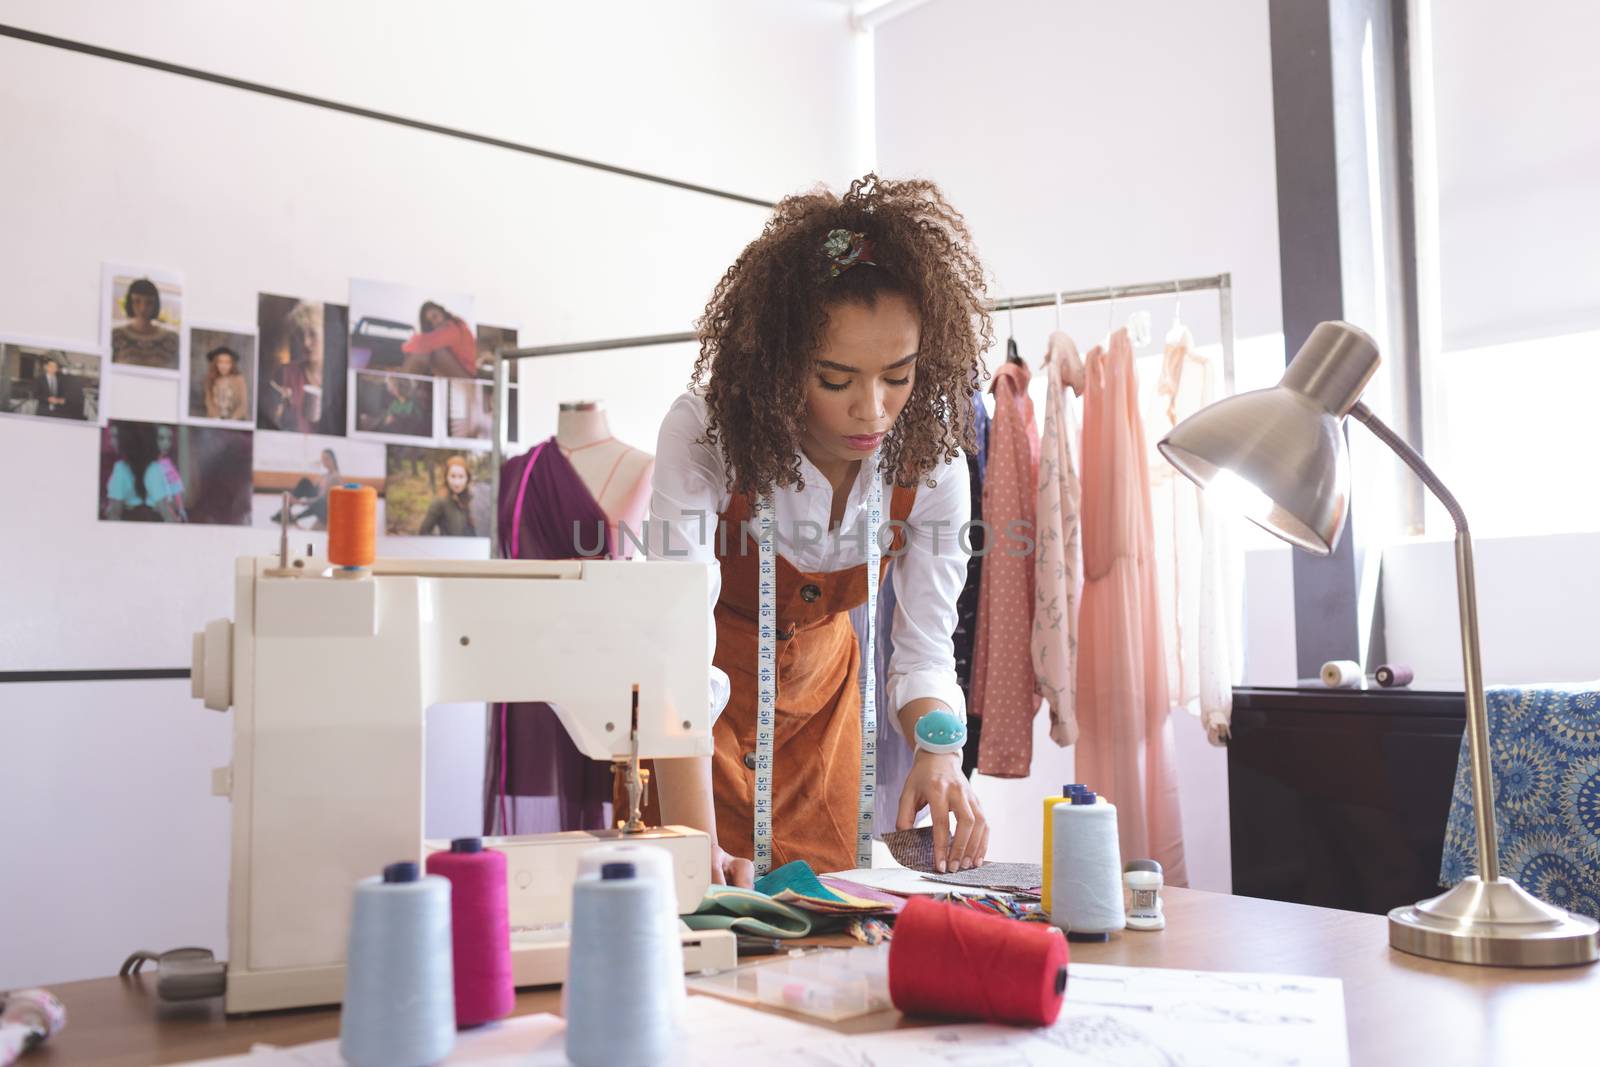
[646,391,970,730]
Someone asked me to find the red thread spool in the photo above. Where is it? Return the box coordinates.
[327,483,377,567]
[888,897,1069,1027]
[425,838,513,1027]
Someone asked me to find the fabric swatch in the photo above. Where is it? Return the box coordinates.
[756,860,894,915]
[683,884,813,938]
[819,876,908,915]
[881,827,939,872]
[923,862,1043,892]
[881,827,1042,891]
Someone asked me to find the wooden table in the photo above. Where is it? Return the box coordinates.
[32,888,1599,1066]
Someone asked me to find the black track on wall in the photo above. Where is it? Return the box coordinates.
[1,669,190,683]
[0,21,777,683]
[0,23,776,209]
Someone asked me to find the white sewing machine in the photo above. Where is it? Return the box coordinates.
[190,551,736,1014]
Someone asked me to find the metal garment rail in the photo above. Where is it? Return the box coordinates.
[488,272,1233,557]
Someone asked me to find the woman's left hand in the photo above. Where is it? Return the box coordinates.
[896,750,988,873]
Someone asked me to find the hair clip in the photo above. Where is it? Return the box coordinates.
[821,228,876,279]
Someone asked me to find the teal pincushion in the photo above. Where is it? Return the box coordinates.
[913,708,967,755]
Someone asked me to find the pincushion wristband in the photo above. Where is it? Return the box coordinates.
[912,708,966,756]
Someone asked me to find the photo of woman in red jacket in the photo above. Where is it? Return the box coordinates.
[400,301,477,378]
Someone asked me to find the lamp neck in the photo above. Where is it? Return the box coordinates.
[1349,400,1497,882]
[1348,403,1467,535]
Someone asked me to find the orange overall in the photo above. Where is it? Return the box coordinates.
[709,485,916,874]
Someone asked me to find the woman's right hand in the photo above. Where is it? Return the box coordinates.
[712,845,754,888]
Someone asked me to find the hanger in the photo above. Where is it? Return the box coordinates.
[1127,309,1152,347]
[1166,281,1188,346]
[1045,292,1059,366]
[1157,282,1191,416]
[1100,286,1117,348]
[1004,297,1024,366]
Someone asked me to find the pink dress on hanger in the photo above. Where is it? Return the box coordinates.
[1075,328,1188,885]
[1034,332,1082,748]
[971,358,1041,778]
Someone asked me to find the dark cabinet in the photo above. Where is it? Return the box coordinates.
[1229,686,1466,916]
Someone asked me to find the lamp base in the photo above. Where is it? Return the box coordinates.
[1388,876,1599,967]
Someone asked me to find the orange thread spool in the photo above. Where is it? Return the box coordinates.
[328,483,377,567]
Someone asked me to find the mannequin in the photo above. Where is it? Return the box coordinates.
[554,401,653,554]
[486,399,654,836]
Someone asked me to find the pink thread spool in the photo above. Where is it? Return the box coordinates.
[426,838,513,1027]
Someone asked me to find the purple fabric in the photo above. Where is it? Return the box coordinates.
[485,439,618,836]
[497,439,615,560]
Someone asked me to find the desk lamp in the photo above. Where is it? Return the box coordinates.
[1157,320,1599,967]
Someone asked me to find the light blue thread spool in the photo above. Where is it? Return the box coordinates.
[565,862,673,1067]
[340,861,455,1067]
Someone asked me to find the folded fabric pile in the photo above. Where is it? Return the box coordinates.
[682,861,896,940]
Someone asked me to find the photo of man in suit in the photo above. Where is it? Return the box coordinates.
[0,343,100,423]
[32,355,80,418]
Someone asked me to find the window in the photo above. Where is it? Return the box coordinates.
[1414,0,1600,537]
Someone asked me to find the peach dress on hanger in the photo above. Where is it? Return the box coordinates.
[1074,328,1188,885]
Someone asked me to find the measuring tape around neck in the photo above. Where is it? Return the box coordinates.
[752,462,882,876]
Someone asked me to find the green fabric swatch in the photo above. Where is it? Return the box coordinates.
[681,884,814,938]
[753,860,846,903]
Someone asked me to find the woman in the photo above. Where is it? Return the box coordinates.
[376,374,421,434]
[153,424,188,522]
[103,422,166,521]
[203,345,250,420]
[400,302,476,378]
[649,175,991,886]
[293,448,340,529]
[264,302,325,431]
[419,455,476,536]
[111,278,179,370]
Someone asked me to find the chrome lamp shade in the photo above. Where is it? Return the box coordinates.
[1158,321,1380,555]
[1158,320,1598,967]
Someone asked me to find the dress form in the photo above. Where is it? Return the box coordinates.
[555,401,653,551]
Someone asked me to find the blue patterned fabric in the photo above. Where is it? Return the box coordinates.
[1440,683,1600,919]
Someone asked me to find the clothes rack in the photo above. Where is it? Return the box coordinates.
[489,272,1234,556]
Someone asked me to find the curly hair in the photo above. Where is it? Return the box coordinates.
[692,174,992,495]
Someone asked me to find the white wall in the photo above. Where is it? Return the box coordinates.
[0,0,860,989]
[873,0,1284,892]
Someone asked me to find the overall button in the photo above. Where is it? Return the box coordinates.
[800,583,822,602]
[743,751,757,770]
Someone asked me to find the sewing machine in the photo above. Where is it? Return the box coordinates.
[190,553,736,1014]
